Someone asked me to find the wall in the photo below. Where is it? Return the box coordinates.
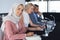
[48,1,60,12]
[0,0,25,13]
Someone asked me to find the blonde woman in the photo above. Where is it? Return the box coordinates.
[23,3,43,31]
[22,3,42,40]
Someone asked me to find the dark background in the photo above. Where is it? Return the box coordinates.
[42,12,60,40]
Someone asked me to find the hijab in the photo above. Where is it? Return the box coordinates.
[1,3,23,31]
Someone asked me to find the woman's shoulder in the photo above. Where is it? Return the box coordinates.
[5,20,14,24]
[23,11,28,15]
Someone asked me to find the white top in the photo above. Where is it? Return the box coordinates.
[23,11,30,27]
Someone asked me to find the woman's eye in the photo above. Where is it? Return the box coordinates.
[18,8,20,10]
[22,9,23,11]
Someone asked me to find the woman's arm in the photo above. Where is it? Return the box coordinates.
[29,17,40,27]
[5,21,26,40]
[28,17,44,31]
[19,15,27,33]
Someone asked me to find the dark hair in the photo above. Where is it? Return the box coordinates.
[34,4,39,7]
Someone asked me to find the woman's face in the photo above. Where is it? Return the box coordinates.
[15,5,24,16]
[28,6,34,14]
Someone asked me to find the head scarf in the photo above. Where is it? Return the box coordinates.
[1,3,23,31]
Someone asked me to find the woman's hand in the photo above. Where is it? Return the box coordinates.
[36,27,44,31]
[26,32,34,37]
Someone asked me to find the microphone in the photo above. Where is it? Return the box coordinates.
[50,15,56,28]
[50,15,55,22]
[45,17,51,21]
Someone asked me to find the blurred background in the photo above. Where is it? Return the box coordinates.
[0,0,60,40]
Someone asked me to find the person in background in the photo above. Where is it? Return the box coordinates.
[22,3,44,31]
[22,3,42,40]
[1,3,34,40]
[34,4,44,21]
[29,4,45,28]
[28,4,45,35]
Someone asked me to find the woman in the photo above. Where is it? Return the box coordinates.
[22,3,42,40]
[23,3,43,31]
[1,3,32,40]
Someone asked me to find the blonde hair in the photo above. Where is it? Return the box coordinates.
[19,4,24,7]
[25,3,34,10]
